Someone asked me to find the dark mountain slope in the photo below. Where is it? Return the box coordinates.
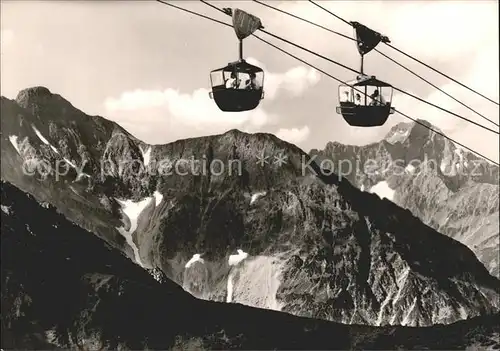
[310,121,499,276]
[2,180,500,350]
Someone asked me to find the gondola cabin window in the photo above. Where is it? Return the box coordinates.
[210,68,264,90]
[339,84,391,107]
[210,70,226,89]
[217,70,264,90]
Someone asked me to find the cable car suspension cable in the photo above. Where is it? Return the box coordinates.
[307,0,352,27]
[252,0,499,128]
[155,0,500,166]
[259,42,500,165]
[156,0,229,27]
[252,0,353,42]
[379,51,499,128]
[200,0,358,75]
[308,0,500,107]
[199,0,498,136]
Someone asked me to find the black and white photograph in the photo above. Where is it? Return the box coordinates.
[1,0,499,349]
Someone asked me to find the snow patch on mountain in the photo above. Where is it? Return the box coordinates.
[229,249,248,266]
[32,125,49,145]
[8,135,21,155]
[385,126,411,144]
[153,190,163,206]
[32,125,59,154]
[1,204,12,215]
[140,145,152,166]
[185,253,204,268]
[227,249,249,303]
[369,181,395,201]
[405,164,416,174]
[115,196,153,267]
[250,191,267,205]
[64,158,76,168]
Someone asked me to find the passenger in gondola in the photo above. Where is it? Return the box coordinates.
[242,75,251,89]
[225,72,239,89]
[369,89,385,106]
[244,72,260,90]
[354,93,362,105]
[342,91,350,102]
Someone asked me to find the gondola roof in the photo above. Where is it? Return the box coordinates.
[346,75,392,87]
[212,59,263,74]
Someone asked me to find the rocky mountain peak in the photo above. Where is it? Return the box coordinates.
[15,86,53,106]
[384,121,414,144]
[384,120,447,149]
[309,117,499,278]
[12,86,124,140]
[407,119,446,146]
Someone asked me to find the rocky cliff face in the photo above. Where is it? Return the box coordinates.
[310,121,499,277]
[1,87,499,328]
[2,180,500,350]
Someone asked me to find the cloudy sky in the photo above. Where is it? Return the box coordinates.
[1,0,499,162]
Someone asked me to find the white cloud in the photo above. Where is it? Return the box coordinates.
[383,1,498,62]
[246,57,320,99]
[104,60,320,144]
[277,1,498,63]
[392,44,499,124]
[275,125,310,144]
[105,89,166,111]
[104,87,275,143]
[105,88,260,127]
[105,59,321,114]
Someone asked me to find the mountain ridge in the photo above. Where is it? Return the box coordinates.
[1,86,499,327]
[310,119,499,277]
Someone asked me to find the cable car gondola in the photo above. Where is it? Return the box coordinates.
[208,8,265,112]
[337,75,395,127]
[336,21,395,127]
[209,60,264,112]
